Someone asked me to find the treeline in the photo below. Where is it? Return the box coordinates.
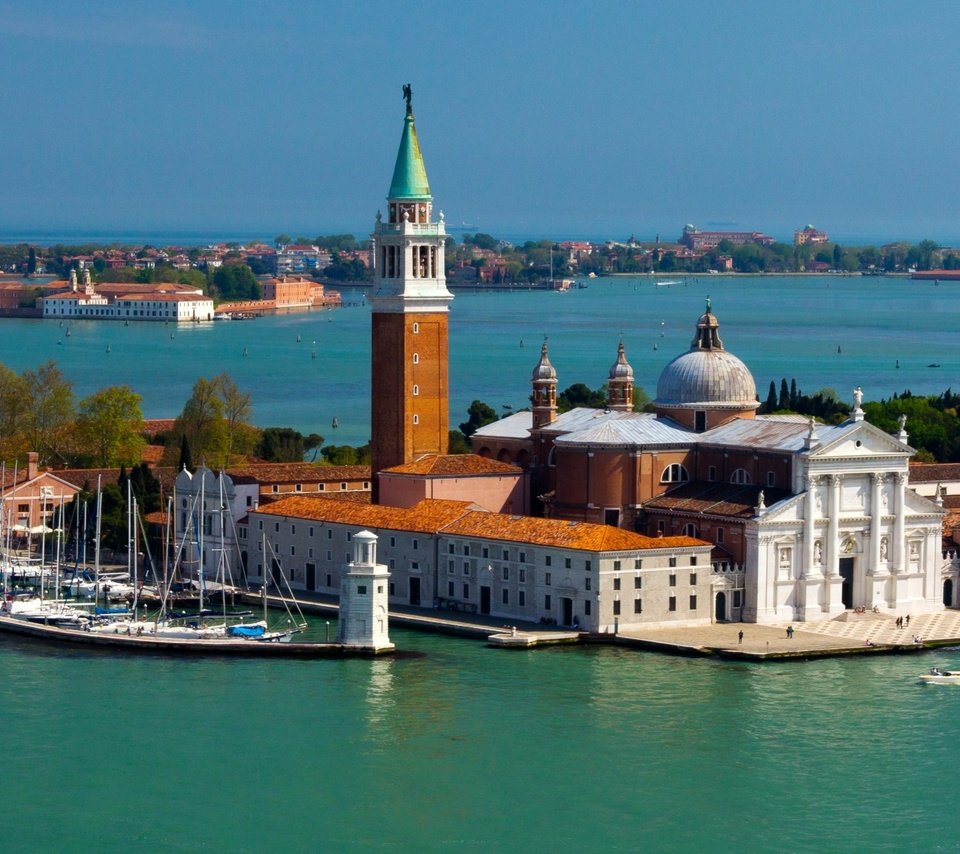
[761,379,960,462]
[0,361,343,472]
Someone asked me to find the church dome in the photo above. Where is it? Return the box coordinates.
[655,300,757,410]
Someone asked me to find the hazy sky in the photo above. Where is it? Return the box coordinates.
[2,0,959,244]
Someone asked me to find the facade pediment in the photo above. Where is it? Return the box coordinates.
[808,421,912,461]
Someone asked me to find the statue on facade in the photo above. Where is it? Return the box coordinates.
[402,83,412,109]
[853,386,863,410]
[898,413,907,432]
[814,540,823,564]
[880,537,887,561]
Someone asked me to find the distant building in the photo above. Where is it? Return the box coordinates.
[41,270,213,322]
[276,245,330,275]
[679,224,775,251]
[794,224,829,246]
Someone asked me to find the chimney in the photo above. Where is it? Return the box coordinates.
[26,452,38,480]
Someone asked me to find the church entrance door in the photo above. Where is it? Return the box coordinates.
[562,597,573,626]
[839,557,854,609]
[715,591,727,622]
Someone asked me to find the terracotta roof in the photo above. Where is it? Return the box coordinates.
[382,454,521,476]
[143,419,176,436]
[251,496,707,553]
[644,482,790,519]
[252,496,474,533]
[443,512,706,552]
[226,463,371,484]
[54,465,177,493]
[909,462,960,483]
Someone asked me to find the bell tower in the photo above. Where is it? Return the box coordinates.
[370,86,452,500]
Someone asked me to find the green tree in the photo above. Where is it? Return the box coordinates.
[210,263,262,302]
[459,400,498,437]
[557,383,606,412]
[779,379,790,410]
[215,372,254,459]
[22,361,75,465]
[75,385,145,467]
[173,377,227,467]
[764,381,778,413]
[274,234,291,248]
[256,427,324,462]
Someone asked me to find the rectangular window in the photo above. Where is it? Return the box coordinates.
[613,577,621,591]
[290,545,296,556]
[545,572,551,586]
[613,559,621,571]
[463,563,470,576]
[690,595,698,610]
[634,558,642,569]
[389,559,395,569]
[326,551,331,561]
[545,555,552,567]
[502,550,509,561]
[690,572,697,586]
[585,577,591,591]
[519,569,526,583]
[519,591,525,607]
[326,574,332,587]
[502,567,509,581]
[690,556,697,566]
[669,557,677,568]
[413,539,419,550]
[708,465,717,481]
[463,583,470,599]
[544,594,551,610]
[389,582,395,596]
[411,562,419,571]
[327,529,332,539]
[464,545,470,556]
[657,520,665,534]
[564,557,571,569]
[482,547,489,559]
[501,589,509,605]
[634,575,642,589]
[613,600,621,616]
[449,560,455,573]
[585,560,592,572]
[634,598,642,614]
[584,600,591,616]
[669,574,677,587]
[448,581,454,597]
[449,543,455,554]
[716,528,725,545]
[767,471,776,487]
[390,536,395,547]
[733,590,743,608]
[519,551,526,563]
[357,585,367,595]
[669,596,677,612]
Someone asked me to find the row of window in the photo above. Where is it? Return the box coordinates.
[661,463,778,487]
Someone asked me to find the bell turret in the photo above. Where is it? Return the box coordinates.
[607,339,634,412]
[532,338,558,428]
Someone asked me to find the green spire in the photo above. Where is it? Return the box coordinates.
[388,102,431,200]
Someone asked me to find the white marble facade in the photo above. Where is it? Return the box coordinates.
[743,419,945,623]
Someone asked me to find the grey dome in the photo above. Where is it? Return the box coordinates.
[655,301,757,409]
[532,339,557,382]
[608,340,633,380]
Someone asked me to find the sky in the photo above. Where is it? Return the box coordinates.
[1,0,960,245]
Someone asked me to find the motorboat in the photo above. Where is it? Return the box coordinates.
[919,668,960,684]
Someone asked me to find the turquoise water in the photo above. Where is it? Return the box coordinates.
[3,623,959,852]
[2,275,957,446]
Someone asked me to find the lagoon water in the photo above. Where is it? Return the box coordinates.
[2,274,958,447]
[4,274,960,851]
[4,624,960,852]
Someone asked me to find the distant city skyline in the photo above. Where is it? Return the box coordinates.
[2,1,960,246]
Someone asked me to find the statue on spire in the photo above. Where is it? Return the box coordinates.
[402,83,412,111]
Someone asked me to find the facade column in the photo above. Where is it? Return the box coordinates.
[803,475,818,578]
[869,473,883,574]
[892,472,906,573]
[826,474,840,575]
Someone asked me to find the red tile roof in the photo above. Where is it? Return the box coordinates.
[382,454,520,476]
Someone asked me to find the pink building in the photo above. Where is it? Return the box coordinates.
[378,454,528,514]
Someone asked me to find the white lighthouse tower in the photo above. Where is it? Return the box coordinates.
[338,530,394,653]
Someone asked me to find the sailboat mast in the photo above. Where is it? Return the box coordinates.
[94,476,102,608]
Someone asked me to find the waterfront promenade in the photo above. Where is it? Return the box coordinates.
[268,590,960,660]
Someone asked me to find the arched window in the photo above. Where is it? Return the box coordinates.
[412,384,419,396]
[730,468,751,484]
[681,523,700,538]
[412,322,419,334]
[661,464,689,483]
[412,353,419,364]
